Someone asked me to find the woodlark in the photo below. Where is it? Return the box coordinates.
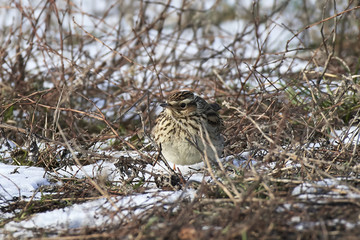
[152,91,224,165]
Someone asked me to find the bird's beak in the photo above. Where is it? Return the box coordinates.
[160,102,169,108]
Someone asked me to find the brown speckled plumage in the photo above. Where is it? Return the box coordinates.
[152,91,224,165]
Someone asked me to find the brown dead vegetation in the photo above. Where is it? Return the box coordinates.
[1,0,360,239]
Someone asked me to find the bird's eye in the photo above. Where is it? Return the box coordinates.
[180,103,187,108]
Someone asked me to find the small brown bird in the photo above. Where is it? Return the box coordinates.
[152,91,224,165]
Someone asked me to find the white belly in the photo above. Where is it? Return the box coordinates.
[160,137,222,165]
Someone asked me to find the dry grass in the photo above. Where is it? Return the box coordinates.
[1,0,360,239]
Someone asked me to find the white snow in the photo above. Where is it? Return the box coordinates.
[0,163,51,205]
[0,147,225,238]
[331,126,360,145]
[292,178,360,202]
[3,190,193,239]
[1,138,360,238]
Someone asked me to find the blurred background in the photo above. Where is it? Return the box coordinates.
[1,0,360,163]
